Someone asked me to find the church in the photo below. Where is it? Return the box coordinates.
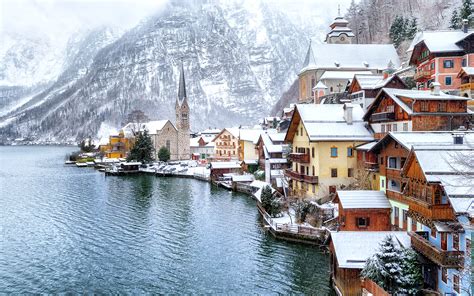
[298,10,401,102]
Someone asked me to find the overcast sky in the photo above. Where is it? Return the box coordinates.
[0,0,355,38]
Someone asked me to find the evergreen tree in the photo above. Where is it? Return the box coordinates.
[460,0,473,26]
[389,16,406,47]
[127,129,155,163]
[399,249,423,295]
[450,9,462,29]
[157,146,171,162]
[260,185,281,217]
[406,17,418,40]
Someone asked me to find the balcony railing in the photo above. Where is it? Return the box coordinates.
[288,153,310,163]
[404,195,454,220]
[284,169,318,184]
[409,231,464,268]
[414,70,433,80]
[371,112,395,122]
[460,82,474,91]
[364,162,379,172]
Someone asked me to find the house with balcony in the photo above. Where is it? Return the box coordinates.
[400,133,473,294]
[211,128,240,161]
[348,73,407,111]
[457,67,474,112]
[354,141,379,190]
[364,85,472,139]
[256,132,289,187]
[284,103,373,200]
[408,25,474,91]
[335,190,391,231]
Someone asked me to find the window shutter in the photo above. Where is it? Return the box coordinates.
[366,217,370,226]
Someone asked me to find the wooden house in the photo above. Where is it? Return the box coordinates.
[256,132,289,186]
[211,128,240,161]
[364,85,472,139]
[335,190,391,231]
[209,162,241,182]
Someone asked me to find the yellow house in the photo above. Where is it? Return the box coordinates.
[238,128,263,161]
[284,103,374,200]
[100,130,134,159]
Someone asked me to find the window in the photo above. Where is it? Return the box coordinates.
[453,274,460,293]
[454,136,464,144]
[381,124,385,133]
[387,124,392,132]
[402,209,407,224]
[357,217,370,228]
[400,157,406,168]
[443,59,454,68]
[438,102,447,112]
[296,129,299,136]
[393,124,397,131]
[312,147,315,158]
[348,168,354,177]
[331,168,337,178]
[420,101,429,112]
[441,267,448,283]
[403,123,408,131]
[312,184,315,193]
[300,127,303,136]
[430,62,435,70]
[166,140,171,151]
[445,76,452,86]
[330,147,338,157]
[431,228,436,238]
[388,157,397,169]
[312,166,315,176]
[347,147,354,157]
[453,233,459,250]
[462,58,467,67]
[394,207,399,220]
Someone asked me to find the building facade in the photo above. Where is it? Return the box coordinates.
[175,63,191,160]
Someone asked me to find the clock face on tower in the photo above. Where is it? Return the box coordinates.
[340,36,345,41]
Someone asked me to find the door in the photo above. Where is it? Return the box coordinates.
[441,233,447,250]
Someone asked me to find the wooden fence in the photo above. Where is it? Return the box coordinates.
[361,278,390,296]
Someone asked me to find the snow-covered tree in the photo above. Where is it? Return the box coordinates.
[460,0,473,26]
[389,16,406,47]
[450,9,462,29]
[127,129,155,163]
[361,235,421,295]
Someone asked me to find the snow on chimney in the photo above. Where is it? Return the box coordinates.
[462,19,469,33]
[343,103,353,125]
[452,126,467,144]
[431,82,441,96]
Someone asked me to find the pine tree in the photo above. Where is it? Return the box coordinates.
[460,0,473,26]
[389,16,406,47]
[406,17,418,40]
[399,249,423,295]
[450,9,462,29]
[158,146,171,162]
[127,129,155,163]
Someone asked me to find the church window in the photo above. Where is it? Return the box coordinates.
[166,140,171,151]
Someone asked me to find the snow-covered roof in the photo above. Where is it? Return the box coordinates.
[331,231,411,269]
[240,129,264,144]
[122,162,141,166]
[242,159,258,165]
[260,133,284,154]
[408,30,474,53]
[449,197,474,217]
[98,137,109,146]
[352,74,402,90]
[268,133,286,143]
[295,104,374,142]
[300,43,400,74]
[372,132,474,152]
[190,137,201,148]
[231,175,255,182]
[383,88,470,101]
[355,141,377,151]
[122,120,171,136]
[200,128,221,135]
[459,66,474,76]
[320,71,372,81]
[337,190,391,209]
[210,162,241,169]
[314,81,328,89]
[269,158,288,164]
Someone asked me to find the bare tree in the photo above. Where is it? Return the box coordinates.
[123,110,150,136]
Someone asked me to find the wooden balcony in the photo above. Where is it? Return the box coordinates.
[404,195,454,221]
[409,231,464,268]
[370,112,395,122]
[414,70,433,81]
[364,162,379,172]
[460,82,474,91]
[284,169,318,184]
[288,153,310,163]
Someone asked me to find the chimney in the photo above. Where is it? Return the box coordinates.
[452,126,466,144]
[431,82,441,96]
[462,19,469,33]
[344,103,353,125]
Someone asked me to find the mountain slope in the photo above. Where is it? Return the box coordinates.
[0,1,308,143]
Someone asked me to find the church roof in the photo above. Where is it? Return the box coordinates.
[177,62,187,105]
[300,43,400,74]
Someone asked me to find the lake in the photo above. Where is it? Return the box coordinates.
[0,146,331,294]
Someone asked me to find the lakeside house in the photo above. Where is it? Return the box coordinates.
[256,131,289,187]
[284,103,373,200]
[211,128,240,161]
[190,135,215,161]
[335,190,391,231]
[363,85,472,139]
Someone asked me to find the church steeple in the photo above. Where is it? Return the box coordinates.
[177,61,187,106]
[325,8,355,44]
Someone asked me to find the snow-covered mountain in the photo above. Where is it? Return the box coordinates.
[0,0,312,143]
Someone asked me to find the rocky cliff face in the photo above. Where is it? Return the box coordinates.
[0,0,309,143]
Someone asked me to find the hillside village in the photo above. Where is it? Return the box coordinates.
[67,7,474,296]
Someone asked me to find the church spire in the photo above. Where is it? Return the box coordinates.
[177,61,187,105]
[302,39,316,68]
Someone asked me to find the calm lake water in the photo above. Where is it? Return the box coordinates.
[0,146,331,294]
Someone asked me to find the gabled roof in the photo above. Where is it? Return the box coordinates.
[408,30,474,53]
[457,66,474,78]
[320,71,372,81]
[314,81,328,90]
[212,128,240,142]
[349,74,407,93]
[331,231,410,269]
[122,120,173,136]
[337,190,391,209]
[239,129,264,144]
[300,43,400,74]
[364,88,470,121]
[285,104,374,142]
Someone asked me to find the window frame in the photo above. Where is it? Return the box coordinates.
[347,147,354,158]
[445,76,452,86]
[331,168,338,178]
[443,59,454,68]
[330,147,338,158]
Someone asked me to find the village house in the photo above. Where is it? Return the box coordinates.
[238,128,264,165]
[209,161,241,182]
[408,23,474,91]
[363,84,472,139]
[400,134,472,294]
[347,72,407,111]
[329,231,410,296]
[99,129,133,159]
[211,128,240,161]
[190,135,214,161]
[298,13,400,102]
[457,67,474,111]
[256,131,289,187]
[354,141,379,190]
[335,190,391,231]
[284,103,373,200]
